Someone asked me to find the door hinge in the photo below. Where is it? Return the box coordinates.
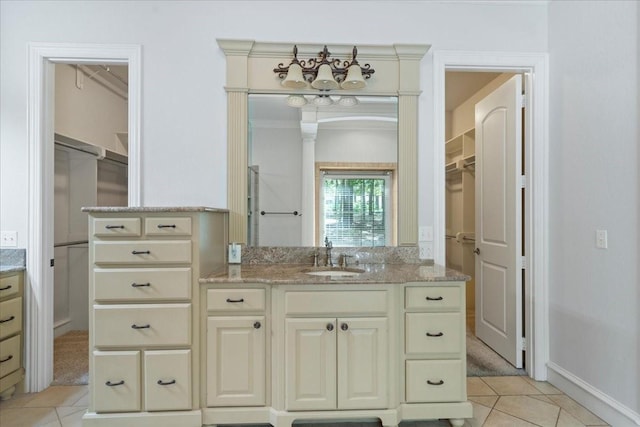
[521,94,527,108]
[520,256,526,269]
[520,336,527,351]
[520,175,526,189]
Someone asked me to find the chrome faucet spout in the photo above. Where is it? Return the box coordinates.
[324,237,333,266]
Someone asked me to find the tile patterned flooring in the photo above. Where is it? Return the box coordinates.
[0,376,609,427]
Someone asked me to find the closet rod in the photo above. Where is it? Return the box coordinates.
[54,240,88,248]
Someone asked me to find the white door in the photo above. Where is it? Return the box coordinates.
[337,317,388,410]
[475,75,523,368]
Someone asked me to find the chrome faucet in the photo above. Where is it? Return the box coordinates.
[324,237,333,267]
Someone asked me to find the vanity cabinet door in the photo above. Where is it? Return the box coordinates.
[207,316,265,407]
[285,318,337,411]
[337,317,388,410]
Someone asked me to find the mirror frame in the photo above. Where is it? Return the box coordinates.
[217,39,429,246]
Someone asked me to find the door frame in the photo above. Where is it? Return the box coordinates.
[433,51,549,380]
[26,43,141,392]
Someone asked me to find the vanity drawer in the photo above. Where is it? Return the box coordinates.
[94,240,192,265]
[207,288,265,312]
[0,334,21,378]
[405,286,461,311]
[406,360,464,403]
[94,268,191,302]
[285,291,388,316]
[0,273,21,300]
[93,350,141,413]
[144,349,191,411]
[94,304,191,347]
[93,218,141,237]
[145,217,192,236]
[0,297,22,340]
[405,313,462,355]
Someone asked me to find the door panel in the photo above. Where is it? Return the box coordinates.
[475,74,523,368]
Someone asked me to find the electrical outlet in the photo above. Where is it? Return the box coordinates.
[1,231,17,247]
[596,229,608,249]
[418,226,433,242]
[419,241,433,259]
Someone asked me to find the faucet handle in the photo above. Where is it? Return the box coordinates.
[340,254,354,268]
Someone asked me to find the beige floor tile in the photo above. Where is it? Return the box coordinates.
[529,394,557,404]
[24,386,87,408]
[494,395,560,427]
[469,395,499,408]
[482,409,540,426]
[547,394,609,426]
[556,409,588,427]
[71,391,89,407]
[58,407,86,427]
[480,376,543,395]
[0,391,38,409]
[467,377,497,396]
[522,377,563,394]
[0,406,61,427]
[465,401,491,427]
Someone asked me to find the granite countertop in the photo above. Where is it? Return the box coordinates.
[201,262,470,285]
[81,206,228,213]
[0,249,26,274]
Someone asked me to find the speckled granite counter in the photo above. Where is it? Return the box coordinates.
[81,206,228,213]
[201,262,469,285]
[0,249,26,273]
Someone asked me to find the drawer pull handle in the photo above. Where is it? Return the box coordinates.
[131,324,150,329]
[0,355,13,363]
[0,285,12,291]
[326,323,334,331]
[341,323,349,331]
[226,298,244,303]
[105,380,125,387]
[131,250,151,255]
[157,379,176,386]
[131,282,151,288]
[254,321,261,329]
[105,225,125,229]
[426,332,444,337]
[426,296,443,301]
[427,379,445,386]
[0,315,15,324]
[157,224,176,229]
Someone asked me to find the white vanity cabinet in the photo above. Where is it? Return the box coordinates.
[83,208,227,427]
[0,270,25,401]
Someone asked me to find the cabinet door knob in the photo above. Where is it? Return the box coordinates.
[157,379,176,386]
[326,323,334,331]
[474,248,481,255]
[105,380,125,387]
[254,321,261,329]
[341,323,349,331]
[427,379,445,386]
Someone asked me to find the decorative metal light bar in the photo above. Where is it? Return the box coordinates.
[274,45,375,90]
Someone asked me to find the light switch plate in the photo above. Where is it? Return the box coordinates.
[419,226,433,242]
[228,243,242,263]
[596,230,608,249]
[0,231,17,247]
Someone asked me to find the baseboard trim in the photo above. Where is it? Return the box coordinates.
[547,362,640,426]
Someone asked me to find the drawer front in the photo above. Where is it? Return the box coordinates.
[0,273,21,300]
[406,360,464,403]
[94,304,191,347]
[94,240,192,265]
[94,268,191,302]
[0,297,22,340]
[93,218,141,237]
[93,351,141,413]
[0,334,21,378]
[285,290,388,315]
[207,288,265,312]
[405,313,462,355]
[144,349,191,411]
[405,286,461,311]
[145,217,192,236]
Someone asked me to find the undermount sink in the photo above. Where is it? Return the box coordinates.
[305,268,365,278]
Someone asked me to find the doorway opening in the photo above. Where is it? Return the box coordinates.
[26,43,140,392]
[434,51,549,381]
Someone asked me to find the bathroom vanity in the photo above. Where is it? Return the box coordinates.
[82,208,472,427]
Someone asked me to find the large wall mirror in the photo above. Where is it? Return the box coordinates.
[248,94,398,247]
[218,40,429,247]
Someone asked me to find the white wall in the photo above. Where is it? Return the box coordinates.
[548,0,639,423]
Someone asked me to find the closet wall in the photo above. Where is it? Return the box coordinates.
[445,73,513,325]
[53,64,128,336]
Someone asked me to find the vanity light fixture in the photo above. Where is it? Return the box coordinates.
[274,45,374,90]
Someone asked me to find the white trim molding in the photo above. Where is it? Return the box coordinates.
[432,50,549,380]
[548,362,640,426]
[26,42,141,392]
